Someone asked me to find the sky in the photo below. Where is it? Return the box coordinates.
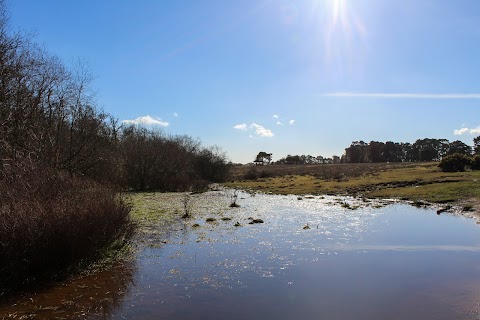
[8,0,480,163]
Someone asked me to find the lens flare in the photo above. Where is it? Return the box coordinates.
[311,0,368,79]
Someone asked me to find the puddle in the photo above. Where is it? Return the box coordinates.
[2,191,480,319]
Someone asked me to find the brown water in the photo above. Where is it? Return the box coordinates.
[2,192,480,319]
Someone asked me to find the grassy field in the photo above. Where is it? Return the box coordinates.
[226,162,480,206]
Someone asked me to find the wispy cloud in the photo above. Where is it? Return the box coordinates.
[276,121,284,126]
[289,120,295,125]
[122,115,169,127]
[173,112,179,117]
[250,123,274,137]
[454,126,480,136]
[233,123,247,131]
[324,92,480,99]
[273,114,279,119]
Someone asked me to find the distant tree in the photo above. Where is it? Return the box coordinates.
[474,136,480,155]
[287,155,302,165]
[254,151,272,165]
[384,141,403,162]
[366,141,386,162]
[412,138,449,161]
[345,141,368,163]
[446,140,472,156]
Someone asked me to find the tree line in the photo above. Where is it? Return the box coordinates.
[0,1,229,290]
[343,138,477,163]
[257,138,478,167]
[273,154,340,165]
[0,8,229,191]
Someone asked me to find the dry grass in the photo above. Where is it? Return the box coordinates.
[226,162,480,204]
[230,162,419,181]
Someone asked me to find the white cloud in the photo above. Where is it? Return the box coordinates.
[250,123,274,137]
[233,123,247,130]
[454,126,480,135]
[173,112,179,117]
[122,115,169,126]
[324,92,480,99]
[289,120,295,125]
[276,121,284,126]
[233,122,274,137]
[273,114,279,119]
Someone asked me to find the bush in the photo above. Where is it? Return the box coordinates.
[472,155,480,170]
[438,153,473,172]
[243,166,258,180]
[0,160,136,289]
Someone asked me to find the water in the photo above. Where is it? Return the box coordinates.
[2,192,480,319]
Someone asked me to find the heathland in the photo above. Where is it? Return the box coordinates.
[226,162,480,210]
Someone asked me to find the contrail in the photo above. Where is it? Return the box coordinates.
[323,92,480,99]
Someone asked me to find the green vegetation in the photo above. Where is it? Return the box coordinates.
[226,162,480,204]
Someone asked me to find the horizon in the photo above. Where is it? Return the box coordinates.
[9,0,480,164]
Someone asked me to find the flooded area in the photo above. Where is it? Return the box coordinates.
[2,191,480,319]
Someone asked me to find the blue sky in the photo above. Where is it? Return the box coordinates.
[9,0,480,163]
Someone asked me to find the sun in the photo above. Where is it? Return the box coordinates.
[331,0,347,25]
[312,0,368,78]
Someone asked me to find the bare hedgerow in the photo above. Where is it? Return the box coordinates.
[0,160,136,290]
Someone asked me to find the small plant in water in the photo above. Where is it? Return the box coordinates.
[230,190,240,207]
[181,193,193,218]
[341,202,351,209]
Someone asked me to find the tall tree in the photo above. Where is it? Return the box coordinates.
[447,140,472,156]
[345,141,368,163]
[412,138,449,161]
[367,141,386,162]
[474,136,480,155]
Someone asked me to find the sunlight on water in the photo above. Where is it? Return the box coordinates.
[2,191,480,319]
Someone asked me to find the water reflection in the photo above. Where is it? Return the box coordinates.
[0,260,136,319]
[2,192,480,319]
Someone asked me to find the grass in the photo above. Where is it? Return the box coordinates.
[225,162,480,204]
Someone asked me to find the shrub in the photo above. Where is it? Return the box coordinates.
[438,153,473,172]
[0,160,136,289]
[472,155,480,170]
[243,166,258,180]
[258,170,274,179]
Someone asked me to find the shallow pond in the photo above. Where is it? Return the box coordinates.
[2,191,480,319]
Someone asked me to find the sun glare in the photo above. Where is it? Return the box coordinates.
[310,0,368,79]
[331,0,347,25]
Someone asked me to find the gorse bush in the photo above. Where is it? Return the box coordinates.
[438,153,473,172]
[472,155,480,170]
[0,160,136,288]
